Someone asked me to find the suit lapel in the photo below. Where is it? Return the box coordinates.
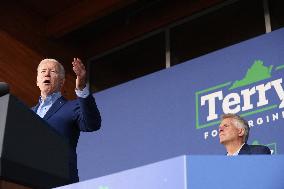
[238,143,250,155]
[32,103,40,113]
[43,96,67,120]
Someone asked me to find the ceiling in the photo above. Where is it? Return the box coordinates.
[17,0,79,18]
[18,0,138,37]
[14,0,226,55]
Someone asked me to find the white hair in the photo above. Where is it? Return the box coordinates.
[38,58,65,79]
[221,113,250,143]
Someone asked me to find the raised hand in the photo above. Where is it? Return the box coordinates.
[72,58,86,90]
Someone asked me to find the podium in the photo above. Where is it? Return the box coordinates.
[56,155,284,189]
[0,94,70,188]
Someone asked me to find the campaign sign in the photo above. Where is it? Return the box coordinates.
[77,28,284,180]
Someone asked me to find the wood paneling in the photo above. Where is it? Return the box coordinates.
[0,180,32,189]
[0,30,41,106]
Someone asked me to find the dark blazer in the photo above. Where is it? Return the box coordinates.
[32,94,101,183]
[239,144,271,155]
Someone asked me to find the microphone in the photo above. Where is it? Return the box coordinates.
[0,82,9,97]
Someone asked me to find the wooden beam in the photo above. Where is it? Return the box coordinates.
[46,0,136,38]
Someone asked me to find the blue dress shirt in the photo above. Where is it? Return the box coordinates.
[37,86,90,118]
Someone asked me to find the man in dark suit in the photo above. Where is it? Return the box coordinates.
[32,58,101,183]
[219,113,270,156]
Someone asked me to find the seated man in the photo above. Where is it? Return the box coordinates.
[32,58,101,183]
[219,113,270,155]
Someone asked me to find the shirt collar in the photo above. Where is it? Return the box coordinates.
[227,143,245,156]
[39,92,62,104]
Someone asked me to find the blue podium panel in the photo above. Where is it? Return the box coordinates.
[187,155,284,189]
[55,156,186,189]
[56,155,284,189]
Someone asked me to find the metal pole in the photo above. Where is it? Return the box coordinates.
[263,0,272,33]
[165,28,171,68]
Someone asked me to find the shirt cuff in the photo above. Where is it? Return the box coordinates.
[75,84,90,98]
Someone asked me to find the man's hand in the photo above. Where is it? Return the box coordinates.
[72,58,87,90]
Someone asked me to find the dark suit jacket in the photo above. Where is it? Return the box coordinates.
[239,144,271,155]
[32,94,101,183]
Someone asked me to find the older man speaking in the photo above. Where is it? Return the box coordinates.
[32,58,101,183]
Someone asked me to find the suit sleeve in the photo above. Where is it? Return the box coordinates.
[74,94,102,132]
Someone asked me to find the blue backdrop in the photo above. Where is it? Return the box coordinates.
[78,27,284,181]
